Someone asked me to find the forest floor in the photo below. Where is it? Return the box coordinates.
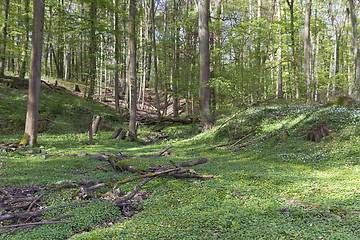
[49,77,191,119]
[1,75,360,239]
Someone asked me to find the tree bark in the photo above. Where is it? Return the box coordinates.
[19,0,30,79]
[88,2,97,145]
[171,0,179,118]
[0,0,10,76]
[304,0,312,102]
[349,0,360,99]
[276,0,283,99]
[151,0,161,118]
[114,0,120,110]
[20,0,45,147]
[128,0,137,140]
[198,0,212,131]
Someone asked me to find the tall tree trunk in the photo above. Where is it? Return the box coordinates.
[213,0,222,109]
[162,0,168,116]
[198,0,212,131]
[286,0,296,99]
[276,0,283,99]
[88,2,97,145]
[114,0,120,110]
[171,0,179,118]
[0,0,10,76]
[304,0,312,102]
[128,0,137,140]
[349,0,360,98]
[151,0,161,118]
[328,0,347,100]
[20,0,45,147]
[19,0,30,79]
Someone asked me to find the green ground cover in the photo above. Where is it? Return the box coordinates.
[1,82,360,239]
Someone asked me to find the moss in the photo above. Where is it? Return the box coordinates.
[328,96,355,108]
[19,132,30,146]
[115,161,129,171]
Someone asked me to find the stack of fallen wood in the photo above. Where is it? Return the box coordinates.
[0,146,214,235]
[108,157,215,206]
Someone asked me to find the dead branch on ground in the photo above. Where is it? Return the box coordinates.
[229,132,277,152]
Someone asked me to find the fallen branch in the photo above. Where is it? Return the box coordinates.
[1,220,72,229]
[27,183,77,211]
[139,145,173,158]
[114,178,153,205]
[209,128,258,150]
[216,97,276,131]
[229,132,277,152]
[0,200,102,222]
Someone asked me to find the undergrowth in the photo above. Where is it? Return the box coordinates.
[1,80,360,239]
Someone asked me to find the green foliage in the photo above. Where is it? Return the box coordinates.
[3,84,360,239]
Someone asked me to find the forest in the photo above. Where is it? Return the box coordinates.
[1,0,360,239]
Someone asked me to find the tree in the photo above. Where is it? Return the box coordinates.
[20,0,45,147]
[0,0,10,76]
[276,0,283,99]
[128,0,137,140]
[88,1,97,145]
[349,0,359,98]
[114,0,120,110]
[150,0,161,118]
[304,0,312,102]
[198,0,212,131]
[19,0,30,79]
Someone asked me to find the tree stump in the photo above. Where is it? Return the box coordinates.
[74,84,81,92]
[92,116,102,135]
[306,123,333,142]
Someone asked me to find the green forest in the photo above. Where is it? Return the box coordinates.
[1,0,360,239]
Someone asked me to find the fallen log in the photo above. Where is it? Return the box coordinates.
[109,128,123,139]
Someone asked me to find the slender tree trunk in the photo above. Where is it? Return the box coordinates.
[19,0,30,79]
[199,0,212,131]
[151,0,161,118]
[114,0,120,110]
[162,0,168,116]
[286,0,296,99]
[276,0,283,99]
[304,0,312,102]
[56,0,65,79]
[128,0,137,140]
[214,0,222,109]
[0,0,10,76]
[328,0,347,100]
[349,0,360,98]
[171,0,179,118]
[88,2,97,145]
[20,0,45,147]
